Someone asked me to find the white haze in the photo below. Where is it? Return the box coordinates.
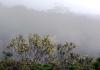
[0,3,100,56]
[0,0,100,15]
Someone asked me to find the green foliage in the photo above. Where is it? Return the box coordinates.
[2,51,13,59]
[0,59,53,70]
[0,34,99,70]
[20,63,30,70]
[93,57,100,70]
[30,63,53,70]
[0,59,19,70]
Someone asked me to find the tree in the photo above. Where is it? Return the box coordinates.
[93,57,100,70]
[8,35,29,60]
[28,34,54,64]
[0,34,95,70]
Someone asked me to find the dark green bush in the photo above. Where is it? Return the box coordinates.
[0,59,53,70]
[93,57,100,70]
[0,59,19,70]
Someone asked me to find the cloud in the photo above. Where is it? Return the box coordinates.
[0,0,100,14]
[0,0,56,10]
[0,4,100,56]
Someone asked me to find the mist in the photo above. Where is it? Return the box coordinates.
[0,4,100,56]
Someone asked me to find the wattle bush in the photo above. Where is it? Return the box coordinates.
[0,34,99,70]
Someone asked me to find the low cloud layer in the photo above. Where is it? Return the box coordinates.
[0,4,100,56]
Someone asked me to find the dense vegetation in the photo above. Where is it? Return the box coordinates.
[0,34,100,70]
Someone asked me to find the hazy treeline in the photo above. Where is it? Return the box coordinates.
[0,34,100,70]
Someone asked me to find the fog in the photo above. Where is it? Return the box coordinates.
[0,4,100,56]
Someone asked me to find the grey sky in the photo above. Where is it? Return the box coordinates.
[0,0,100,56]
[0,0,100,14]
[0,4,100,56]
